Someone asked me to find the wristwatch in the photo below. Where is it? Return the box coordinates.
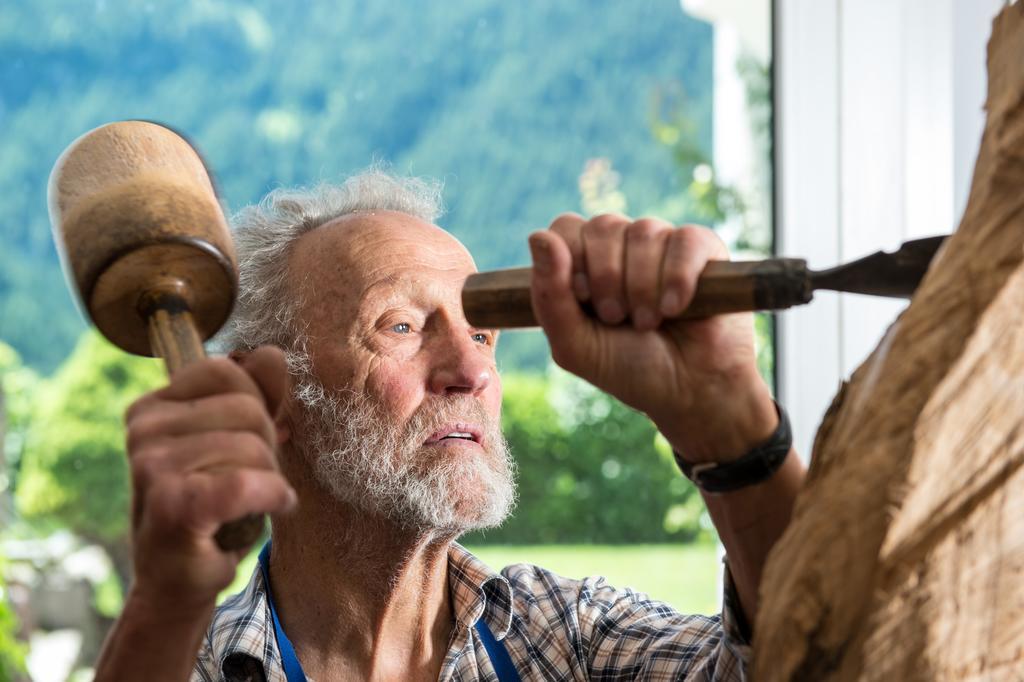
[674,401,792,493]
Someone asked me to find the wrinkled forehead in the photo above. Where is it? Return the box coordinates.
[287,210,478,321]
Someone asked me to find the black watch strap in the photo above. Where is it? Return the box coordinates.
[674,402,792,493]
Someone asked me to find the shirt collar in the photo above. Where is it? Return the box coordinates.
[213,564,283,680]
[447,542,514,639]
[213,541,515,675]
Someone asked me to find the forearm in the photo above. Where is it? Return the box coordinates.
[94,590,213,682]
[653,368,805,625]
[702,450,805,626]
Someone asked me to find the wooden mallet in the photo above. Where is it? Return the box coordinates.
[47,120,264,551]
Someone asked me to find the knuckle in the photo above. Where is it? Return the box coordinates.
[132,447,167,486]
[226,468,259,501]
[234,431,275,468]
[680,224,727,253]
[549,214,585,244]
[677,225,704,244]
[223,392,271,431]
[551,211,584,230]
[126,413,164,453]
[677,224,699,240]
[587,213,627,236]
[124,394,154,424]
[627,218,663,241]
[203,357,244,387]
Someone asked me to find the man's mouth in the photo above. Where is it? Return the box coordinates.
[425,424,483,446]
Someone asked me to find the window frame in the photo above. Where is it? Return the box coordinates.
[772,0,1001,459]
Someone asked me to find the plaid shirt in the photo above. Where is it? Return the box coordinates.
[192,543,750,681]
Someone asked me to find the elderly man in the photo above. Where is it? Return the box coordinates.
[94,170,805,681]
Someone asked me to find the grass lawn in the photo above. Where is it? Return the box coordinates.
[465,544,720,616]
[224,543,720,616]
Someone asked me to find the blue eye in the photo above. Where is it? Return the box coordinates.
[472,332,490,345]
[392,322,412,334]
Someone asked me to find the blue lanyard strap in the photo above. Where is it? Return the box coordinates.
[258,541,520,682]
[475,617,522,682]
[258,542,308,682]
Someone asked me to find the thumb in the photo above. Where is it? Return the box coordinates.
[528,231,595,371]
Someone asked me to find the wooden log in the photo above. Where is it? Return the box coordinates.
[752,5,1024,681]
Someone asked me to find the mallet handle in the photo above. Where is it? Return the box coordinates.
[147,307,205,373]
[145,294,266,552]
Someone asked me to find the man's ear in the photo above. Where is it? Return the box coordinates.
[274,402,293,446]
[229,348,292,446]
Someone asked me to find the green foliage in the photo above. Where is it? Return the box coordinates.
[1,7,775,603]
[0,562,26,682]
[464,370,711,545]
[93,569,124,619]
[0,601,25,681]
[1,343,39,497]
[495,330,550,375]
[15,331,164,545]
[466,544,720,615]
[0,0,713,373]
[755,312,775,390]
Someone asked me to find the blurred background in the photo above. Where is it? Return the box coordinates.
[1,0,771,679]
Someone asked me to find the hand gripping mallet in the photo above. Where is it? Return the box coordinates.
[47,120,265,551]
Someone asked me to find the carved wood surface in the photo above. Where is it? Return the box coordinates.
[752,5,1024,680]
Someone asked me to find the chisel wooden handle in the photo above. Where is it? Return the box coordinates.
[462,258,814,328]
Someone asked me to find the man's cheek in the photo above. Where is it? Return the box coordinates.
[368,367,425,424]
[489,375,504,417]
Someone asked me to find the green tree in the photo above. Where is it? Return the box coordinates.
[15,332,164,586]
[0,0,712,373]
[0,345,29,682]
[0,569,26,682]
[1,342,40,502]
[465,369,711,546]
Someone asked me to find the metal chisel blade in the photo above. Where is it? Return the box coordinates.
[809,235,948,299]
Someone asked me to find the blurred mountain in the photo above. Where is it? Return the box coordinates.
[0,0,711,371]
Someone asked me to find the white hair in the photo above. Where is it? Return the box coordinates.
[215,168,444,361]
[296,382,516,533]
[212,169,515,533]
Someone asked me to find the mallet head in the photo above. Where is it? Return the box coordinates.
[48,120,237,356]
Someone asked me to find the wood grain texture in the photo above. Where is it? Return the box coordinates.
[147,308,205,375]
[461,259,811,329]
[48,120,236,355]
[48,121,262,552]
[752,5,1024,680]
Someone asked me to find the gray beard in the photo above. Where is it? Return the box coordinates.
[291,374,516,534]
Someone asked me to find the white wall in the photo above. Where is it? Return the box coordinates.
[775,0,1004,459]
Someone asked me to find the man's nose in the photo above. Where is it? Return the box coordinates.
[427,328,492,396]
